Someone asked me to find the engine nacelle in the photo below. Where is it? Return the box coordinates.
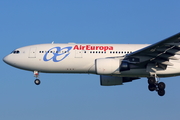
[95,58,120,74]
[100,75,140,86]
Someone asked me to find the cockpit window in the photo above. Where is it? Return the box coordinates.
[11,50,20,54]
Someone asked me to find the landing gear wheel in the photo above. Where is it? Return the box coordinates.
[148,77,156,85]
[148,84,156,91]
[158,82,166,90]
[157,89,165,96]
[147,76,166,96]
[34,79,41,85]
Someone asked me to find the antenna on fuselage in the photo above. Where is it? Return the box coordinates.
[52,41,54,44]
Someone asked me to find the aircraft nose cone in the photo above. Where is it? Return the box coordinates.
[3,56,8,63]
[3,55,13,65]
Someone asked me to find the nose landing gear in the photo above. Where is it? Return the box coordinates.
[148,77,166,96]
[34,71,41,85]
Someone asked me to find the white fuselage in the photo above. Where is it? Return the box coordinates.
[3,43,180,77]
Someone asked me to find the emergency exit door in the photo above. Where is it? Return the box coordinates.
[29,47,37,58]
[75,50,82,58]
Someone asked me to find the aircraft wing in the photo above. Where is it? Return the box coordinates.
[124,32,180,71]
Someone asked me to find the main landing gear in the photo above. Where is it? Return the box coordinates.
[34,71,41,85]
[148,77,166,96]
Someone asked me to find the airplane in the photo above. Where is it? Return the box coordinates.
[3,33,180,96]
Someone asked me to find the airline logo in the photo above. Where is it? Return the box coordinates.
[43,46,72,62]
[73,45,113,51]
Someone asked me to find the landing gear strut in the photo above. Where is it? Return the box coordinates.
[148,77,166,96]
[34,71,41,85]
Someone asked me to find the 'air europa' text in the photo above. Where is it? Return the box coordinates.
[73,45,113,51]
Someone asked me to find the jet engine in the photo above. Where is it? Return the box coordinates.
[95,58,120,74]
[95,58,130,75]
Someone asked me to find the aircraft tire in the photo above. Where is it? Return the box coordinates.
[158,82,165,90]
[34,79,41,85]
[148,84,156,91]
[157,89,165,96]
[148,77,156,85]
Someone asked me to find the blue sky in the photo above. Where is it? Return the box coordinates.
[1,1,180,120]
